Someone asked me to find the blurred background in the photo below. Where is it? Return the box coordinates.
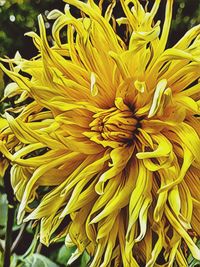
[0,0,200,58]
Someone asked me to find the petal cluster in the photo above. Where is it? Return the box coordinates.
[0,0,200,266]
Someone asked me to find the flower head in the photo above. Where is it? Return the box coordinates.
[1,0,200,266]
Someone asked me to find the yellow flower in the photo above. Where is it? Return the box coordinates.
[1,0,200,266]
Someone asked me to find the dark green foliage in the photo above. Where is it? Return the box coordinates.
[0,0,65,58]
[0,0,200,58]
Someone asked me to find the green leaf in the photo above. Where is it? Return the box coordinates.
[21,253,59,267]
[57,245,76,265]
[188,240,200,267]
[0,194,8,226]
[188,259,200,267]
[0,250,3,267]
[80,251,90,267]
[10,253,20,267]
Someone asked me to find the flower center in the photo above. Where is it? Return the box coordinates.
[90,105,139,144]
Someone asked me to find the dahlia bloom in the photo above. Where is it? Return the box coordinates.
[0,0,200,266]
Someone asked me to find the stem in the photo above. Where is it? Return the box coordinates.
[3,204,15,267]
[36,242,43,254]
[11,223,27,253]
[3,166,16,267]
[21,225,39,258]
